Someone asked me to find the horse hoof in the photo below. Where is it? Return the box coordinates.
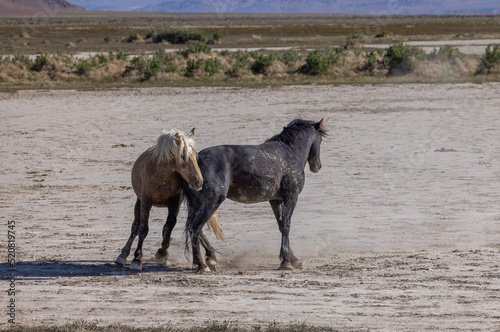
[279,262,294,270]
[155,251,169,267]
[114,256,127,267]
[292,260,303,269]
[158,259,170,267]
[198,266,211,273]
[130,261,142,270]
[206,258,217,271]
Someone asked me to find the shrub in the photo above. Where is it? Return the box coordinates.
[477,44,500,73]
[104,36,111,43]
[179,40,212,57]
[204,58,221,76]
[75,61,92,76]
[30,53,48,72]
[152,48,170,62]
[125,33,139,43]
[153,29,207,44]
[375,31,393,38]
[143,57,178,80]
[364,51,378,71]
[299,47,339,75]
[211,31,223,44]
[384,43,426,76]
[251,54,275,74]
[109,49,129,61]
[12,53,32,68]
[145,30,157,40]
[280,49,301,63]
[225,57,251,78]
[144,58,163,79]
[428,45,467,63]
[185,59,204,76]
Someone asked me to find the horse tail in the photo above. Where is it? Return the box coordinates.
[206,210,226,241]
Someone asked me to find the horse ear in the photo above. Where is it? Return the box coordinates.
[174,133,182,145]
[315,119,324,131]
[188,128,195,138]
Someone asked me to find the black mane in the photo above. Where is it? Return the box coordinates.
[267,119,327,146]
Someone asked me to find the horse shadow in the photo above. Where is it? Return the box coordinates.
[0,260,193,280]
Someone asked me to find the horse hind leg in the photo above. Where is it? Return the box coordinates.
[187,201,224,273]
[200,231,217,271]
[156,195,181,267]
[130,199,152,270]
[115,199,141,266]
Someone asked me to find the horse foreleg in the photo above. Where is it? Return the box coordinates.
[130,199,152,270]
[115,198,141,266]
[273,198,301,270]
[156,195,181,267]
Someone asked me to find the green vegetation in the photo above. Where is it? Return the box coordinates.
[152,29,207,44]
[1,43,499,89]
[299,47,343,75]
[2,320,346,332]
[0,14,499,56]
[251,54,275,74]
[384,43,427,75]
[0,12,499,89]
[428,44,467,62]
[179,40,212,57]
[125,33,139,43]
[478,44,500,73]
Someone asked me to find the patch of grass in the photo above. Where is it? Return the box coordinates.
[2,320,348,332]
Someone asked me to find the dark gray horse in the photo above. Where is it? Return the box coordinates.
[183,119,326,272]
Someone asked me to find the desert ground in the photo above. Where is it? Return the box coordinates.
[1,83,499,330]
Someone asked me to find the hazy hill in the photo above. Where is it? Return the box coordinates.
[69,0,499,14]
[0,0,84,16]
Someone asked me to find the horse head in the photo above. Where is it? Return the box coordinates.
[307,119,325,173]
[174,128,203,191]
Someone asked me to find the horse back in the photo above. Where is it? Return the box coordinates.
[198,143,305,203]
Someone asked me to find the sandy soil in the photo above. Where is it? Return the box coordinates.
[1,83,500,330]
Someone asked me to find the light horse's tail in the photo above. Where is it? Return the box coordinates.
[206,210,226,241]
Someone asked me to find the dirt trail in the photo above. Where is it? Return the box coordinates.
[1,83,499,330]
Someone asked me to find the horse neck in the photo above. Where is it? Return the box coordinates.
[279,130,314,169]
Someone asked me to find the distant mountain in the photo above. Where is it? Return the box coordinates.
[68,0,157,12]
[0,0,84,16]
[68,0,499,15]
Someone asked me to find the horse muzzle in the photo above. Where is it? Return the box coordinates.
[190,178,204,191]
[310,163,322,173]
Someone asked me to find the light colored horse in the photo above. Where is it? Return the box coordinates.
[114,128,224,270]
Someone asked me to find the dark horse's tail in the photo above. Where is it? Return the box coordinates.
[181,180,226,253]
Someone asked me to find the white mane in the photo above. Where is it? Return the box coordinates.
[152,129,195,164]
